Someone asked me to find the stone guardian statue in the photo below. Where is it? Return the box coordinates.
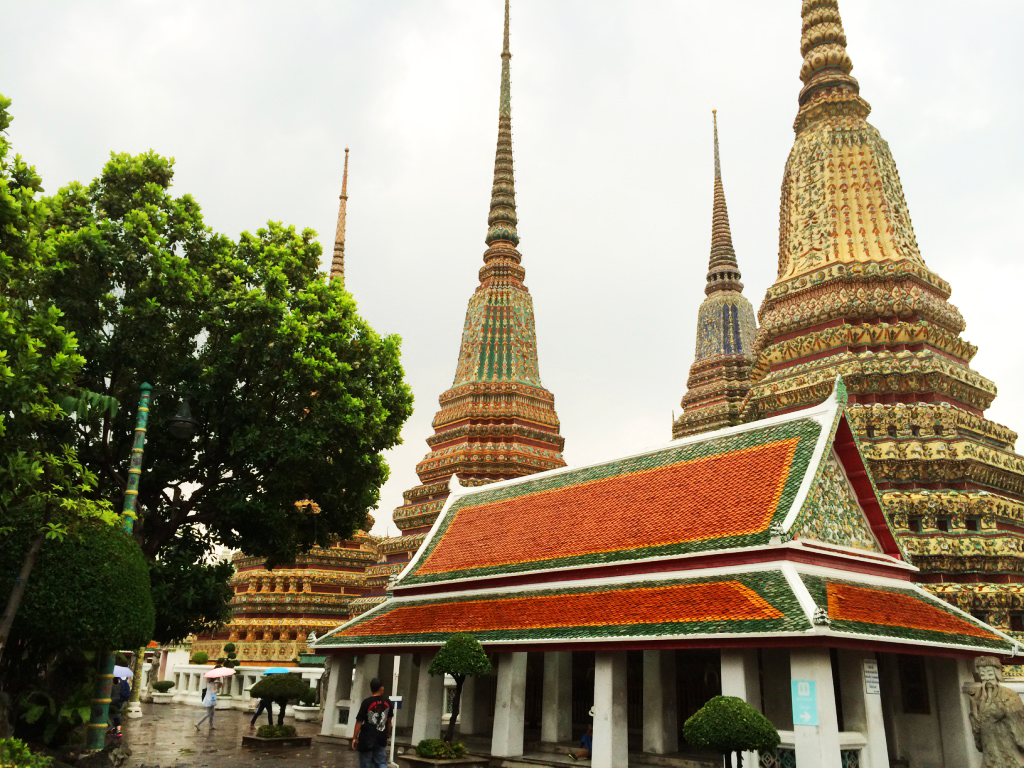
[965,655,1024,766]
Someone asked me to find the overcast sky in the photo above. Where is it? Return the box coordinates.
[4,1,1023,536]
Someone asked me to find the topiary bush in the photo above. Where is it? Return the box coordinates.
[191,651,209,664]
[416,739,466,759]
[428,634,492,744]
[221,643,239,668]
[684,696,780,768]
[152,680,175,693]
[249,675,310,724]
[256,724,297,739]
[299,687,316,706]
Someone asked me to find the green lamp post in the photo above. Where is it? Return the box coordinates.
[85,383,199,751]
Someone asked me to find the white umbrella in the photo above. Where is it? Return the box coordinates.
[112,665,133,680]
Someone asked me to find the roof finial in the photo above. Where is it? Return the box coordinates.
[329,148,349,282]
[484,0,518,249]
[705,111,742,296]
[795,0,870,131]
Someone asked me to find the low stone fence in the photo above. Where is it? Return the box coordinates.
[169,664,325,712]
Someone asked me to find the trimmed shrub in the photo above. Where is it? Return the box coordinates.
[0,737,54,768]
[299,687,316,706]
[684,696,780,768]
[152,680,175,693]
[256,724,297,738]
[191,651,209,664]
[416,739,466,759]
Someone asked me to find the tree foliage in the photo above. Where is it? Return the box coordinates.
[0,96,118,669]
[683,695,780,767]
[39,150,413,641]
[428,634,491,743]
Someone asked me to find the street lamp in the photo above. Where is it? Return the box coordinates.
[85,382,200,751]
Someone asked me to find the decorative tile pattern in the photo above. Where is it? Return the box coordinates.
[402,419,821,585]
[801,575,1011,651]
[319,571,809,646]
[791,449,881,552]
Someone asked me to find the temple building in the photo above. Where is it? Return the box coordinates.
[672,111,757,439]
[675,0,1024,661]
[359,0,567,615]
[316,382,1022,767]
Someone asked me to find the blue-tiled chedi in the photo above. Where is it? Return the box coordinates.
[673,112,757,439]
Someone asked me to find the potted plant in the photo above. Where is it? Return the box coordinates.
[151,680,175,704]
[683,695,780,768]
[292,686,319,722]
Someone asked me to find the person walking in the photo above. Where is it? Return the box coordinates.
[351,677,392,768]
[194,681,218,731]
[249,696,274,729]
[107,677,130,740]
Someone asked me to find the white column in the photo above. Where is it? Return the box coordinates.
[343,654,380,738]
[412,651,445,744]
[721,649,761,768]
[460,675,480,735]
[319,656,343,737]
[592,651,628,768]
[790,648,841,768]
[837,651,888,768]
[397,653,418,735]
[643,650,678,754]
[541,652,573,744]
[933,656,982,768]
[491,652,528,758]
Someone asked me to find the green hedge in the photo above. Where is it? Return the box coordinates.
[416,739,466,758]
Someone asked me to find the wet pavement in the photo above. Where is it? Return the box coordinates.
[120,703,363,768]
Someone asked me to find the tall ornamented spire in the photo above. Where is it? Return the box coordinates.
[483,0,521,260]
[329,147,349,282]
[390,0,565,541]
[795,0,869,132]
[672,111,756,440]
[706,110,743,296]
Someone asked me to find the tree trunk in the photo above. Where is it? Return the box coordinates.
[0,528,46,668]
[445,676,465,744]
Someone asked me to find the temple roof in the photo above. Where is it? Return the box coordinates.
[316,564,1017,656]
[397,380,896,588]
[316,381,1023,658]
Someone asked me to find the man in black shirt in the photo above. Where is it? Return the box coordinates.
[351,677,392,768]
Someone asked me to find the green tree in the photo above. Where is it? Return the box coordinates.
[249,675,310,725]
[683,695,780,768]
[0,508,154,744]
[0,95,116,674]
[428,633,492,744]
[41,150,414,641]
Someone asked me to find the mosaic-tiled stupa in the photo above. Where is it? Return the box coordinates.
[363,0,567,613]
[722,0,1024,652]
[672,112,757,439]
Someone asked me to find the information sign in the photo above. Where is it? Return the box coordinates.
[863,660,880,694]
[791,679,819,726]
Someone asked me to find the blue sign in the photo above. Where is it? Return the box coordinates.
[791,680,818,726]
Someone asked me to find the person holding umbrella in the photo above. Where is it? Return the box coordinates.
[195,666,235,732]
[195,680,219,731]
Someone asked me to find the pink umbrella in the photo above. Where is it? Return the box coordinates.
[203,667,236,679]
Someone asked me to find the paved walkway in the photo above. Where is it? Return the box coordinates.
[120,703,363,768]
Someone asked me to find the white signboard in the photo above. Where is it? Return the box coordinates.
[863,660,880,694]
